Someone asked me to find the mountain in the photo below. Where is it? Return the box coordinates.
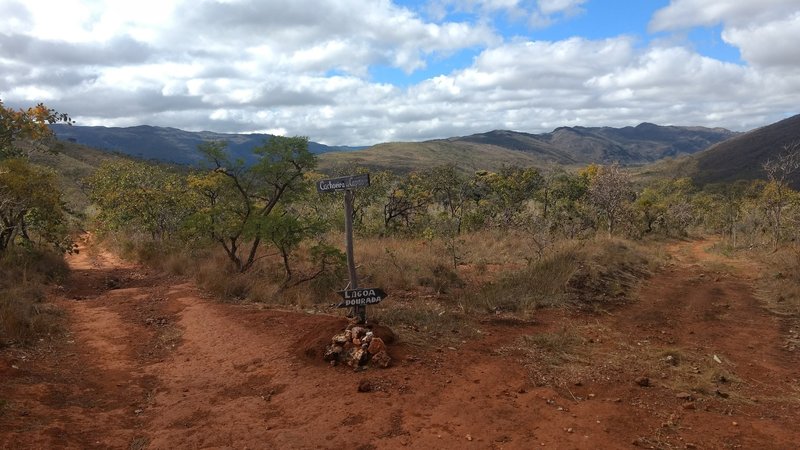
[456,123,736,164]
[690,114,800,186]
[50,124,365,166]
[321,123,737,172]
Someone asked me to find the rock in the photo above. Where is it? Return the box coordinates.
[323,344,344,362]
[353,338,361,346]
[371,350,392,368]
[676,392,693,400]
[347,348,369,367]
[368,337,386,355]
[682,402,696,410]
[350,327,365,339]
[357,379,372,393]
[635,377,651,387]
[332,333,349,345]
[715,389,730,399]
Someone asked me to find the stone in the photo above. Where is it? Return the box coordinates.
[323,344,344,362]
[332,333,349,345]
[368,337,386,355]
[348,348,368,367]
[676,392,693,400]
[635,377,651,387]
[371,350,392,368]
[715,389,730,399]
[357,379,372,393]
[682,402,696,410]
[350,327,365,339]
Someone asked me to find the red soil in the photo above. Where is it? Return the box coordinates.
[1,238,798,449]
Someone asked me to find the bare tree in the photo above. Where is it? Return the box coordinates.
[762,141,800,248]
[588,163,634,237]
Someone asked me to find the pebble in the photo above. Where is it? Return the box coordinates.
[635,377,651,387]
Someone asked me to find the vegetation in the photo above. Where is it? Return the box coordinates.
[0,99,73,346]
[5,95,800,345]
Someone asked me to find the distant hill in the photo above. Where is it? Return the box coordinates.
[318,140,557,174]
[690,114,800,186]
[50,124,365,166]
[27,140,133,215]
[321,123,737,172]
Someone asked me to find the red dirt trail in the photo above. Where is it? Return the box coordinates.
[1,238,799,449]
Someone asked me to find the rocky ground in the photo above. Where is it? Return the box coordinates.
[1,238,799,449]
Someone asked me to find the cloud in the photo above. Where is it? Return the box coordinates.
[650,0,798,30]
[1,0,799,146]
[650,0,800,69]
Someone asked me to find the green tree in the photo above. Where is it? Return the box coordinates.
[1,99,72,159]
[188,137,316,272]
[0,159,69,252]
[87,160,195,240]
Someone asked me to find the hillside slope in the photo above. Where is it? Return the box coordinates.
[318,139,570,173]
[692,113,800,186]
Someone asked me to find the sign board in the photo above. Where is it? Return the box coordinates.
[317,174,370,193]
[335,287,387,308]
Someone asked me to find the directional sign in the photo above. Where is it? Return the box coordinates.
[316,173,370,193]
[335,287,387,308]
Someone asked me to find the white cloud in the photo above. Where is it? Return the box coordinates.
[650,0,800,70]
[650,0,798,31]
[1,0,799,146]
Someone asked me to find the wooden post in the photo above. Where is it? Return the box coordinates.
[344,189,366,323]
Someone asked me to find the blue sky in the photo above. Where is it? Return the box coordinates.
[373,0,742,87]
[2,0,799,145]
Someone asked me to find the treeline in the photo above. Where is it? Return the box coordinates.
[86,137,800,280]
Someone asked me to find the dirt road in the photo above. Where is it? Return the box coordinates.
[2,238,799,449]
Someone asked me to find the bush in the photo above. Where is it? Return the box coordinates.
[460,237,659,315]
[0,248,68,346]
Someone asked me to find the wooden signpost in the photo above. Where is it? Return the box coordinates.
[318,173,385,324]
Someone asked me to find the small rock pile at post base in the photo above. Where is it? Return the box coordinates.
[323,323,391,369]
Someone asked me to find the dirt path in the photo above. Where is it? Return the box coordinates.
[2,238,799,449]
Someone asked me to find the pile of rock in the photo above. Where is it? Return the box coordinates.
[323,324,391,369]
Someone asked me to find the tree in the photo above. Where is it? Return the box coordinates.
[188,137,316,272]
[0,100,72,253]
[383,172,432,232]
[0,159,69,252]
[587,163,634,237]
[761,142,800,247]
[1,99,72,159]
[87,160,196,240]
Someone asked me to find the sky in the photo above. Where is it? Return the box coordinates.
[1,0,799,146]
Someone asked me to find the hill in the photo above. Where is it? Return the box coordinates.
[321,123,736,173]
[27,140,134,214]
[317,139,566,174]
[692,114,800,186]
[50,125,364,166]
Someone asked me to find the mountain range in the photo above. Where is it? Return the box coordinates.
[52,122,738,172]
[50,124,365,166]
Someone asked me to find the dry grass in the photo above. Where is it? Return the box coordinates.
[755,246,800,317]
[459,237,660,316]
[0,248,69,346]
[519,327,585,366]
